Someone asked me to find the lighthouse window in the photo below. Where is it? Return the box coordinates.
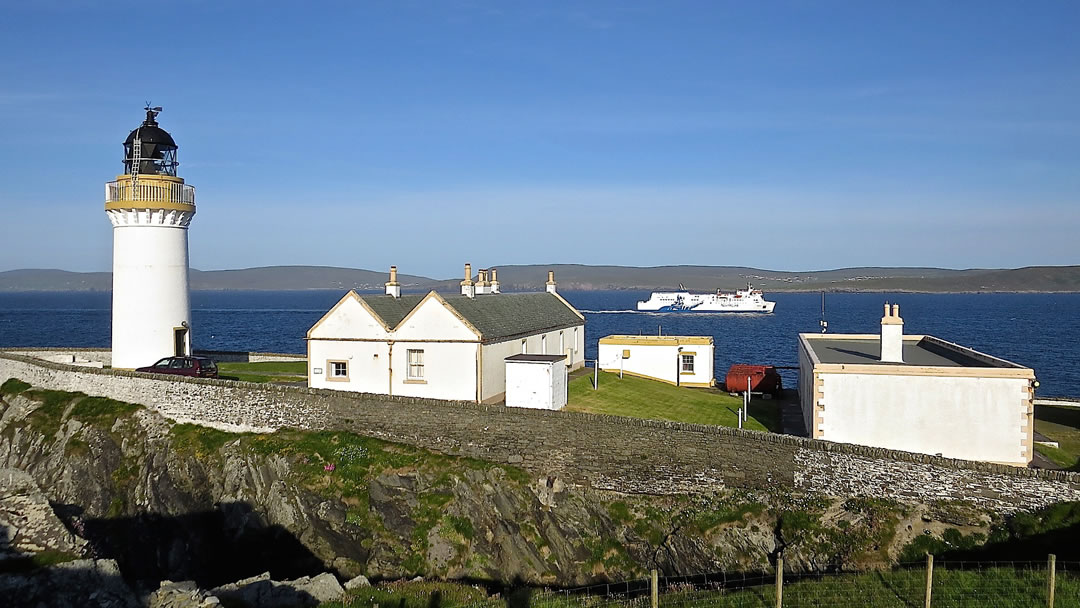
[681,354,695,373]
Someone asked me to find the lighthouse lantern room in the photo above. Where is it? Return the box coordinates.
[105,107,196,369]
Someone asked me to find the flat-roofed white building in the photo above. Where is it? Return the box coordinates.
[597,335,715,388]
[307,265,585,403]
[798,304,1037,466]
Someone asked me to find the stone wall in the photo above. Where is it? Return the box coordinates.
[193,350,306,363]
[2,351,1079,513]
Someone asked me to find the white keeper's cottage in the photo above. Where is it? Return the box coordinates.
[798,304,1037,466]
[307,265,585,403]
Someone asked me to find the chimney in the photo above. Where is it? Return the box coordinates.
[490,268,500,294]
[546,270,557,294]
[476,269,489,295]
[460,263,475,298]
[880,302,904,363]
[384,265,401,298]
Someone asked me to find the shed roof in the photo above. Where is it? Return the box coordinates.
[599,335,713,346]
[506,354,567,363]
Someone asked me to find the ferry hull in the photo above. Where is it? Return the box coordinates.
[636,285,776,313]
[639,302,776,313]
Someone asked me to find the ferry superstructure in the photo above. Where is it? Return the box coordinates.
[636,284,776,313]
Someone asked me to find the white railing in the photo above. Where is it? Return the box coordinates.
[105,180,196,205]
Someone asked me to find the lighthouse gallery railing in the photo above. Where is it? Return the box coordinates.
[105,180,196,205]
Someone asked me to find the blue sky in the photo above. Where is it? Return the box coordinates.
[1,1,1078,277]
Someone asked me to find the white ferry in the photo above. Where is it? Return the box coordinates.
[636,284,776,313]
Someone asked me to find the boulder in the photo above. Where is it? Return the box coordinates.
[211,571,344,607]
[149,580,222,608]
[344,573,371,590]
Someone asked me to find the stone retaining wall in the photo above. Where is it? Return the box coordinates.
[2,351,1079,512]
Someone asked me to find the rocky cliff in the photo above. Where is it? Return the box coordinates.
[0,380,1033,593]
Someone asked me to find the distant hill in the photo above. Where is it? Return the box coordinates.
[1,264,1078,293]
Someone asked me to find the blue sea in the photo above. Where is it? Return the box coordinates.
[1,290,1077,397]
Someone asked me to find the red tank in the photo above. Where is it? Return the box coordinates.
[725,364,783,397]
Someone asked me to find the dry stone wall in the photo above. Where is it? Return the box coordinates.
[3,351,1079,513]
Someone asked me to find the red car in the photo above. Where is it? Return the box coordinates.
[136,356,219,378]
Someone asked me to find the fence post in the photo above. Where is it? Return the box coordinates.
[775,556,783,608]
[1048,553,1056,608]
[651,569,658,608]
[924,553,934,608]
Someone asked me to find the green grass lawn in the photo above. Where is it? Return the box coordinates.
[1034,404,1080,470]
[566,371,779,432]
[216,360,307,384]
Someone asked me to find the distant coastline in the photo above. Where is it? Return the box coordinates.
[1,264,1078,294]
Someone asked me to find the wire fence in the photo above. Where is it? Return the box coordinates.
[465,556,1080,608]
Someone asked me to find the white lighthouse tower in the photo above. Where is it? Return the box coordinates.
[105,107,196,369]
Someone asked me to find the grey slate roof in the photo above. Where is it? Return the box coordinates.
[806,337,999,368]
[359,294,426,329]
[357,292,583,342]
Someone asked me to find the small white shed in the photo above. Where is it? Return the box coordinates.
[598,335,715,387]
[505,354,568,410]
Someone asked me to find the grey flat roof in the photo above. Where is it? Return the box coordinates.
[505,354,567,362]
[806,337,1000,368]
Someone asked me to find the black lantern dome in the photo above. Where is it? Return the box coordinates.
[123,106,179,176]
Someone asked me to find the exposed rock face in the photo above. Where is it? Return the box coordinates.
[0,385,997,589]
[0,558,140,608]
[0,467,87,557]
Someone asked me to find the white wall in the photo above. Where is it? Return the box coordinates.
[819,372,1030,464]
[505,361,567,410]
[308,295,390,340]
[391,342,477,401]
[392,297,479,342]
[308,340,389,393]
[110,222,192,369]
[599,342,713,386]
[480,324,584,402]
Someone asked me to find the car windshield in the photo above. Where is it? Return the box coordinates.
[154,358,171,368]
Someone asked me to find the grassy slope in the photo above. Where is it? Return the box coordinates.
[322,567,1080,608]
[1034,405,1080,470]
[566,371,779,432]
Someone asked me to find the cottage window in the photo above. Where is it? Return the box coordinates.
[521,339,527,354]
[328,360,349,381]
[681,354,695,373]
[541,335,547,354]
[560,331,565,354]
[407,349,424,380]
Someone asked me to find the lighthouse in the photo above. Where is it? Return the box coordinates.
[105,107,196,369]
